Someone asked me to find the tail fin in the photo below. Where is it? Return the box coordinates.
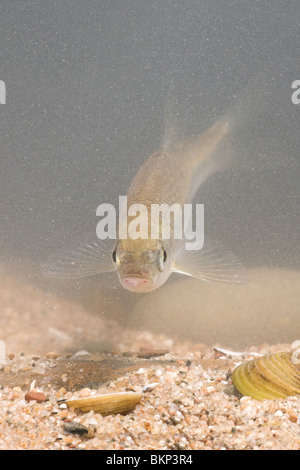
[162,62,291,174]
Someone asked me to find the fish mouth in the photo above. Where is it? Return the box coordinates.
[120,274,153,292]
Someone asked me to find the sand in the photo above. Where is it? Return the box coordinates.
[0,269,299,450]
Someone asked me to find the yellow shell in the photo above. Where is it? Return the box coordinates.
[66,391,142,415]
[231,352,300,401]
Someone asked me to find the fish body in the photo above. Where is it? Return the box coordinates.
[115,119,231,292]
[42,117,245,292]
[127,119,230,209]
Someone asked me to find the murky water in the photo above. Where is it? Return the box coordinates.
[0,1,299,350]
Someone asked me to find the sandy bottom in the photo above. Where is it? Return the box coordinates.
[0,268,299,450]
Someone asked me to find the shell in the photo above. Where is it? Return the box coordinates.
[65,391,142,415]
[231,351,300,401]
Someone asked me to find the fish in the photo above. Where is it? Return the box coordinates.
[42,116,246,293]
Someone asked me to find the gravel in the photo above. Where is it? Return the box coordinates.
[0,271,299,450]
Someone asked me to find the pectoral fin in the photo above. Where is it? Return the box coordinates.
[173,238,247,284]
[41,232,116,279]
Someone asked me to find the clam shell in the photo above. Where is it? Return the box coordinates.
[232,352,300,400]
[65,391,142,415]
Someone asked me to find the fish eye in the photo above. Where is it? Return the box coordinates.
[112,249,117,263]
[163,249,167,263]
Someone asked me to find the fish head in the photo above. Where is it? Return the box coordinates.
[112,238,173,293]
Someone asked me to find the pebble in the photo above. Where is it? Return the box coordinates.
[45,352,59,359]
[71,350,90,358]
[63,422,89,436]
[12,387,22,399]
[78,388,93,398]
[25,391,47,403]
[142,382,159,392]
[137,349,169,359]
[287,411,298,423]
[0,340,6,364]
